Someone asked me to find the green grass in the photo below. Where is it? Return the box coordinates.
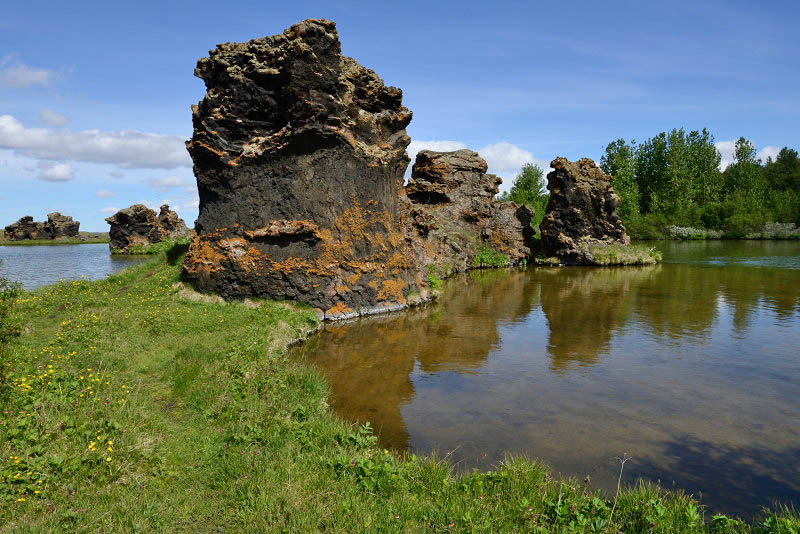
[471,246,510,268]
[0,232,109,246]
[588,243,663,266]
[0,250,797,532]
[426,264,444,291]
[117,236,191,255]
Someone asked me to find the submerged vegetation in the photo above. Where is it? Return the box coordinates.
[0,251,797,531]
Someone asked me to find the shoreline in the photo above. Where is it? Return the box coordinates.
[0,233,109,246]
[0,249,797,531]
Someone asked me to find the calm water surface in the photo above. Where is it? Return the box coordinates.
[293,240,800,517]
[0,244,147,290]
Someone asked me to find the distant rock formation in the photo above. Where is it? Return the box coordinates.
[539,157,630,263]
[181,19,421,318]
[403,149,535,271]
[3,213,80,241]
[106,204,189,254]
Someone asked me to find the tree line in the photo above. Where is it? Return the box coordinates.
[600,129,800,238]
[501,129,800,239]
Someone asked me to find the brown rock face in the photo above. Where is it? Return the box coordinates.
[106,204,189,253]
[46,213,81,239]
[181,20,538,317]
[158,204,192,238]
[539,157,629,263]
[181,19,419,317]
[403,150,535,271]
[4,213,80,240]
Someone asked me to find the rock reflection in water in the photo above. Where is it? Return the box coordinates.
[297,269,537,450]
[295,243,800,516]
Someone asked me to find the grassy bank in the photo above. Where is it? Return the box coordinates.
[0,233,110,246]
[1,251,797,532]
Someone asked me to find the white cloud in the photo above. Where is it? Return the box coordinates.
[716,140,780,169]
[757,145,780,163]
[715,140,736,170]
[100,207,119,214]
[95,189,116,198]
[0,58,55,88]
[148,175,190,191]
[478,142,551,193]
[37,162,74,182]
[38,109,69,127]
[0,114,190,169]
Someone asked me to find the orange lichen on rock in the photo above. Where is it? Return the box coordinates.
[324,301,353,316]
[377,278,406,304]
[183,236,226,276]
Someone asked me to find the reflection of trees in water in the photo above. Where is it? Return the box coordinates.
[536,267,659,372]
[298,268,538,450]
[298,257,800,450]
[633,263,800,336]
[538,260,800,371]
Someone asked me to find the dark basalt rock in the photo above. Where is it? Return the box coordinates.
[106,204,188,254]
[46,213,80,239]
[181,19,542,318]
[403,149,535,270]
[4,213,80,240]
[181,19,420,318]
[539,157,630,263]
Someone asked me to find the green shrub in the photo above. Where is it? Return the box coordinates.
[724,212,768,238]
[471,246,509,268]
[625,213,670,239]
[0,267,22,404]
[425,264,443,290]
[126,236,192,255]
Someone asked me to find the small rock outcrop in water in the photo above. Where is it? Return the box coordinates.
[403,150,535,270]
[3,213,80,240]
[539,157,630,263]
[182,19,420,318]
[106,204,189,254]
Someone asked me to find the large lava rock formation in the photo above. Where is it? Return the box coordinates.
[181,19,539,318]
[539,157,630,263]
[181,19,423,318]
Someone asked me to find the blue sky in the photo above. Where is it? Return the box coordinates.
[2,0,798,230]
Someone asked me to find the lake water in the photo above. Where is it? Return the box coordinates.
[293,240,800,517]
[0,244,147,290]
